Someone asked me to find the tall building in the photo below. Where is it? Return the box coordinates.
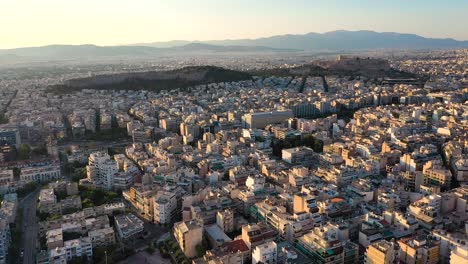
[153,191,177,224]
[174,220,203,258]
[86,151,135,190]
[216,209,235,233]
[242,110,293,129]
[398,236,440,264]
[0,126,20,147]
[366,240,396,264]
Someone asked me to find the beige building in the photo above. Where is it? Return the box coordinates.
[174,220,203,258]
[203,239,250,264]
[242,110,293,129]
[39,188,61,215]
[216,209,234,233]
[450,245,468,264]
[241,222,277,250]
[366,240,396,264]
[398,236,440,264]
[422,161,452,188]
[282,147,314,165]
[88,227,115,248]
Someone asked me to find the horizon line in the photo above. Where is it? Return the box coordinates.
[1,29,467,50]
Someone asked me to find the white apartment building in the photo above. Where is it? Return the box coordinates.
[20,163,61,183]
[0,170,13,186]
[252,241,277,264]
[86,151,119,190]
[153,191,177,224]
[64,237,93,261]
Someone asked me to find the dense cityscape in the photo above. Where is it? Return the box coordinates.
[1,1,468,263]
[0,47,466,264]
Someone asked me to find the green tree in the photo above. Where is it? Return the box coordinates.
[69,255,89,264]
[145,245,155,254]
[17,144,31,160]
[82,198,94,208]
[0,113,8,124]
[222,171,230,181]
[71,168,87,182]
[195,241,208,258]
[12,167,21,181]
[31,144,48,157]
[47,214,62,221]
[17,182,38,197]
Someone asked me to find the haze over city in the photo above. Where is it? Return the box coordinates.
[0,1,467,264]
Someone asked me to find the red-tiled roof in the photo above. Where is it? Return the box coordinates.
[222,239,249,253]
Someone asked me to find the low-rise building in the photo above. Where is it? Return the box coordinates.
[252,241,277,264]
[88,227,115,248]
[64,237,93,261]
[114,214,144,241]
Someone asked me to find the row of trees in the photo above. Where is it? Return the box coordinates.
[270,134,324,157]
[79,186,119,208]
[4,144,48,161]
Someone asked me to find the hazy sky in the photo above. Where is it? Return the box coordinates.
[1,0,467,49]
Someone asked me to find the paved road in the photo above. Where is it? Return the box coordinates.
[57,140,133,151]
[122,200,170,250]
[118,251,171,264]
[21,189,40,264]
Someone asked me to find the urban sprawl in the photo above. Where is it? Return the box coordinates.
[0,50,467,264]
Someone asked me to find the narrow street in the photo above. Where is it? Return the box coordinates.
[20,188,40,264]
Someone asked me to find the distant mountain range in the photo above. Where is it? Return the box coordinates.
[140,30,468,50]
[0,43,296,61]
[1,30,467,62]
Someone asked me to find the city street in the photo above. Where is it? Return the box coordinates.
[20,189,40,264]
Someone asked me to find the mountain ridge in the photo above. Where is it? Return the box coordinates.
[1,30,467,63]
[134,30,468,50]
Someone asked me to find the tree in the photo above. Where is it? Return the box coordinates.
[0,113,8,124]
[82,198,94,208]
[195,240,208,258]
[37,211,50,222]
[17,144,31,160]
[32,144,48,157]
[48,214,62,221]
[17,182,38,197]
[222,171,230,181]
[63,231,82,241]
[69,255,89,264]
[145,245,155,254]
[12,167,21,181]
[71,168,87,182]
